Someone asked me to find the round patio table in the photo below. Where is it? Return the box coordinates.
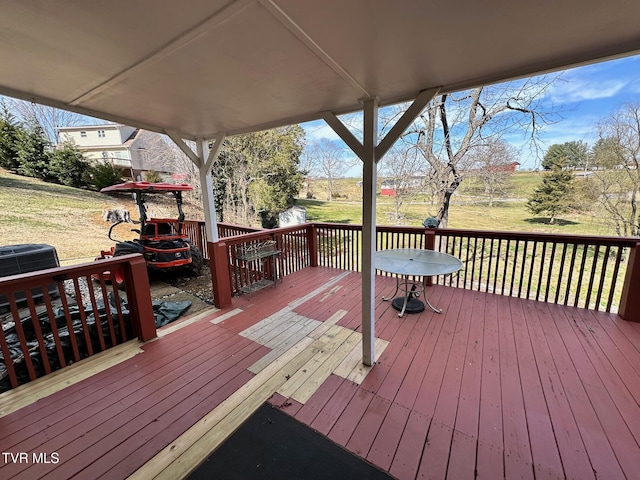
[375,248,462,317]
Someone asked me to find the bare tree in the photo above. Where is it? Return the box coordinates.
[380,146,423,222]
[589,103,640,237]
[299,143,320,199]
[307,138,356,201]
[4,97,99,143]
[400,77,559,227]
[467,139,518,206]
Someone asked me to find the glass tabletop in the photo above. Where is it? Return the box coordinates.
[375,248,462,276]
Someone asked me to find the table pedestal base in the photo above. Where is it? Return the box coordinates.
[392,297,425,315]
[382,276,442,317]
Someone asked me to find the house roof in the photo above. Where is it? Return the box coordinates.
[1,0,639,140]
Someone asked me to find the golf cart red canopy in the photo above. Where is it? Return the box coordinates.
[100,182,193,193]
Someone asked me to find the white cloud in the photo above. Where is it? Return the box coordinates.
[300,120,341,141]
[547,55,640,103]
[550,78,627,102]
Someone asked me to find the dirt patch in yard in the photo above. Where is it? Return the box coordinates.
[155,266,215,310]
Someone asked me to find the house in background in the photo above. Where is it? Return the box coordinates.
[57,124,175,181]
[380,177,423,197]
[487,161,520,173]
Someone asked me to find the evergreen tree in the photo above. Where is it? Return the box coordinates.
[212,125,305,226]
[49,142,89,187]
[526,157,574,224]
[15,121,52,180]
[0,103,21,171]
[541,141,589,170]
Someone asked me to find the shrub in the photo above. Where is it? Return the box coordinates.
[144,170,163,183]
[85,162,124,190]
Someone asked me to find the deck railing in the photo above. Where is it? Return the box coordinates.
[178,221,262,260]
[311,223,638,314]
[0,254,155,393]
[207,224,313,307]
[200,221,638,321]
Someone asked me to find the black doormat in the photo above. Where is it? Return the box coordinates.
[188,403,394,480]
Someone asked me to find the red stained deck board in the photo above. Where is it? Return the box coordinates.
[416,420,454,480]
[359,333,411,395]
[267,392,304,416]
[4,265,640,480]
[476,291,503,468]
[345,394,391,458]
[534,301,625,479]
[328,388,375,446]
[0,320,234,432]
[292,272,359,320]
[235,344,271,370]
[310,379,360,436]
[496,294,535,480]
[361,306,428,396]
[366,401,411,472]
[0,323,240,447]
[589,310,640,382]
[411,288,465,419]
[336,309,362,333]
[375,345,417,402]
[86,369,255,480]
[393,295,451,410]
[580,310,640,410]
[224,270,353,333]
[295,374,345,425]
[416,290,473,478]
[300,282,361,324]
[475,441,504,480]
[378,307,425,345]
[222,268,339,332]
[549,303,640,477]
[508,297,564,479]
[452,291,484,439]
[446,430,479,480]
[521,299,595,480]
[10,341,256,479]
[36,359,252,479]
[389,410,431,480]
[403,306,439,352]
[430,288,471,429]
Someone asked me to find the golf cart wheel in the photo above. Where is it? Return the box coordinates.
[188,243,204,275]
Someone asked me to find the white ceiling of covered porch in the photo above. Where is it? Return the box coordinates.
[1,0,640,140]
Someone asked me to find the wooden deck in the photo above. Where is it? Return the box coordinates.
[2,266,640,479]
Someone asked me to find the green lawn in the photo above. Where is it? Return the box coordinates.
[299,195,613,237]
[299,171,616,236]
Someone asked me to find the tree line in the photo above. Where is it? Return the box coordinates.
[0,99,305,227]
[526,103,640,236]
[0,103,122,190]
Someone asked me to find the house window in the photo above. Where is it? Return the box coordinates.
[98,130,106,138]
[80,131,87,138]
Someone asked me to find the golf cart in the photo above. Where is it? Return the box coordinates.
[96,182,204,286]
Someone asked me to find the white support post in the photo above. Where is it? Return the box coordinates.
[323,89,439,366]
[167,131,226,244]
[197,138,220,242]
[361,97,378,366]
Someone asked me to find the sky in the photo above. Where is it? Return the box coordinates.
[300,54,640,176]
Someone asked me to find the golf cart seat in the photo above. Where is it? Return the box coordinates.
[143,222,173,237]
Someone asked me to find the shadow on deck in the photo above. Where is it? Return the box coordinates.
[2,266,640,479]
